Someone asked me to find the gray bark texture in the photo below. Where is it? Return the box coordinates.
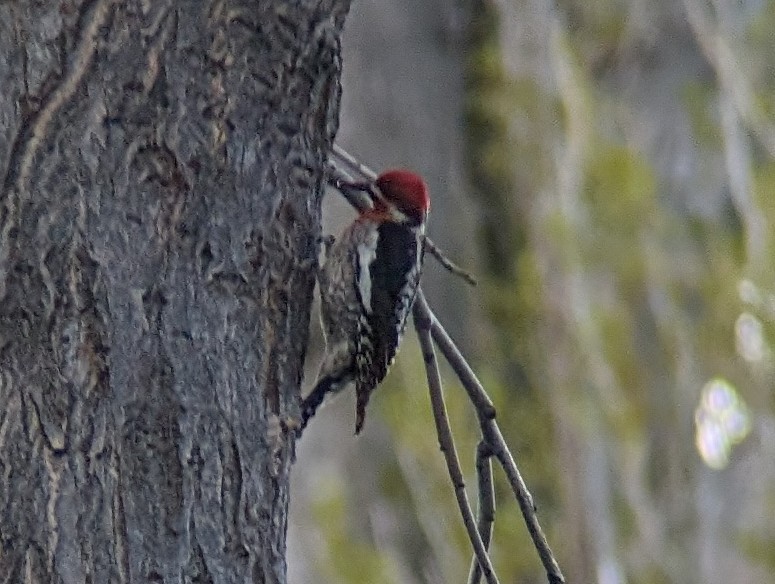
[0,1,349,583]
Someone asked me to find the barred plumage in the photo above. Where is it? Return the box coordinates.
[300,170,430,434]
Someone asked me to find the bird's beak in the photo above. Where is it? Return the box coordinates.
[334,178,377,211]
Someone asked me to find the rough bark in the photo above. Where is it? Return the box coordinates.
[0,1,348,583]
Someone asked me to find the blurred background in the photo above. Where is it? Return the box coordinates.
[290,0,775,582]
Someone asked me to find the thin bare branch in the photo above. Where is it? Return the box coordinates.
[413,302,500,584]
[332,143,377,180]
[415,292,566,584]
[482,424,565,584]
[424,238,478,287]
[468,441,495,584]
[414,295,496,421]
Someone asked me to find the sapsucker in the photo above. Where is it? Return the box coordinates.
[300,170,430,434]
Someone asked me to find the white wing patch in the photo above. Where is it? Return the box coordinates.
[356,224,379,314]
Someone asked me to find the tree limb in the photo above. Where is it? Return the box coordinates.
[416,293,565,584]
[468,440,495,584]
[413,301,500,584]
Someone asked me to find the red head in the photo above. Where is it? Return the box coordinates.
[372,170,430,226]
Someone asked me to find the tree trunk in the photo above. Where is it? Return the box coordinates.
[0,2,348,582]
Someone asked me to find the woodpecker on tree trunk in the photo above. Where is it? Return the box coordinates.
[300,170,430,434]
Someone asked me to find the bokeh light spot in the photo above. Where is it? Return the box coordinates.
[738,279,760,305]
[694,378,751,470]
[735,312,766,362]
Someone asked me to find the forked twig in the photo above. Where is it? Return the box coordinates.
[469,441,495,584]
[416,292,565,584]
[414,306,500,584]
[327,145,565,584]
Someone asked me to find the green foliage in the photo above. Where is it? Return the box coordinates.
[594,306,648,436]
[581,145,657,295]
[753,161,775,267]
[584,145,657,232]
[310,484,396,584]
[745,1,775,67]
[682,82,723,148]
[559,0,628,69]
[464,0,559,280]
[463,1,564,579]
[737,524,775,573]
[461,0,775,582]
[630,564,672,584]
